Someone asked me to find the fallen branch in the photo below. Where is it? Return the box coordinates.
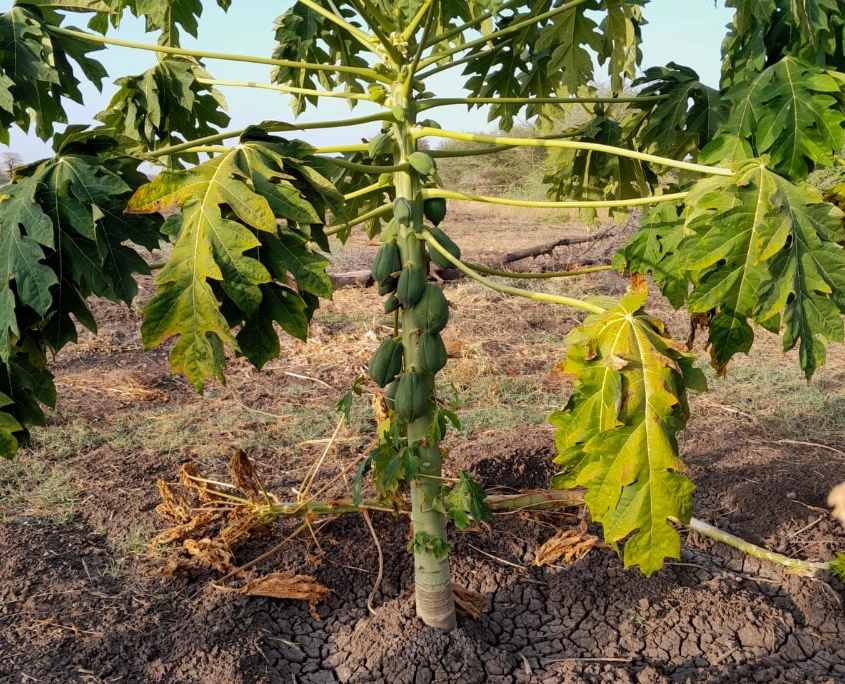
[500,228,613,264]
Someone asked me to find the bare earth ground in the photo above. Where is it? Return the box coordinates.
[2,206,845,683]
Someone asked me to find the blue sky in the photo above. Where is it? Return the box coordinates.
[3,0,734,162]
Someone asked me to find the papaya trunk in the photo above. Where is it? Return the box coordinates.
[392,84,457,632]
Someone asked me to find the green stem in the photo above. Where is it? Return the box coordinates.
[423,0,523,49]
[344,182,390,201]
[196,78,372,101]
[145,112,394,160]
[346,0,404,64]
[316,156,410,175]
[686,518,828,576]
[418,95,669,110]
[45,26,391,84]
[313,144,370,154]
[326,203,392,235]
[181,146,229,154]
[427,132,581,160]
[423,188,688,210]
[413,128,734,177]
[403,0,437,98]
[417,0,591,69]
[466,263,614,279]
[401,0,435,42]
[297,0,385,60]
[421,230,607,315]
[417,42,508,80]
[392,83,456,632]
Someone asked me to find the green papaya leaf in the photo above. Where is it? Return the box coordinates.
[702,57,845,181]
[681,159,845,379]
[127,141,335,391]
[445,470,492,531]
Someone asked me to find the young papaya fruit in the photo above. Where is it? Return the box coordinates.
[412,285,449,334]
[394,370,431,422]
[385,378,399,411]
[369,337,403,388]
[378,277,398,296]
[384,294,401,313]
[371,242,401,286]
[423,197,447,227]
[393,197,413,227]
[396,266,426,308]
[427,226,461,268]
[416,332,447,374]
[380,218,398,244]
[409,151,436,178]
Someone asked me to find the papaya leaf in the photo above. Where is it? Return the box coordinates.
[632,63,728,164]
[614,202,688,309]
[681,159,845,379]
[597,0,645,94]
[0,353,57,459]
[702,57,845,181]
[0,6,107,142]
[127,141,335,391]
[96,57,229,162]
[445,470,491,531]
[550,290,706,575]
[544,116,654,226]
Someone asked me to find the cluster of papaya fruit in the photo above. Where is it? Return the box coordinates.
[368,196,461,423]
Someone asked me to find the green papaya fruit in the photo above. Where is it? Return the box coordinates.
[427,226,461,268]
[378,277,398,296]
[394,371,431,422]
[416,332,448,374]
[409,151,436,177]
[369,337,403,388]
[423,198,447,226]
[393,197,413,227]
[384,295,401,314]
[385,378,399,411]
[396,267,426,308]
[412,285,449,334]
[371,242,401,285]
[380,218,398,244]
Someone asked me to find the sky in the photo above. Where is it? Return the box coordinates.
[2,0,734,163]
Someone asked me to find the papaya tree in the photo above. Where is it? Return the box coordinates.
[3,0,845,632]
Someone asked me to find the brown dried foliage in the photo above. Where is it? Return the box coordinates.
[534,529,599,567]
[230,449,264,504]
[236,573,331,620]
[183,538,236,574]
[155,480,194,524]
[152,511,219,546]
[179,462,221,503]
[828,481,845,526]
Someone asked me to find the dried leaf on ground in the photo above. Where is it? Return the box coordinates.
[453,584,487,619]
[183,538,236,574]
[152,512,219,546]
[230,449,264,503]
[179,462,220,503]
[236,573,331,620]
[534,529,599,567]
[828,481,845,525]
[159,558,199,579]
[155,480,194,524]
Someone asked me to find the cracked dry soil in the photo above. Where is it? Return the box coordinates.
[2,424,845,684]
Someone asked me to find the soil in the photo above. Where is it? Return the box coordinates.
[2,210,845,683]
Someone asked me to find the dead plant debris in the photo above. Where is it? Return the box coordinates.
[534,528,599,567]
[234,573,331,620]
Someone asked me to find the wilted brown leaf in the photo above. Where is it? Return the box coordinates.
[828,481,845,526]
[230,449,264,504]
[372,390,389,426]
[159,558,198,579]
[156,480,193,524]
[534,529,599,567]
[179,462,219,503]
[152,511,219,546]
[629,272,648,295]
[453,584,487,620]
[236,573,331,620]
[183,538,236,574]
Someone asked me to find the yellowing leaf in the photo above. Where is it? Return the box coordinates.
[550,289,706,575]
